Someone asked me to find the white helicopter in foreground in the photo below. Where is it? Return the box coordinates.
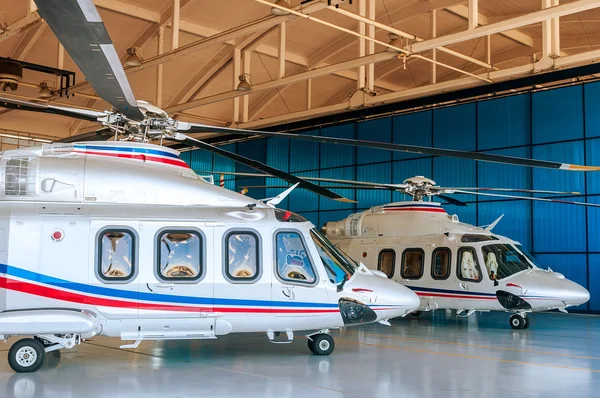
[2,0,600,375]
[320,176,592,329]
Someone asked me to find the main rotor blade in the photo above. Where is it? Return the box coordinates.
[451,190,600,208]
[193,170,409,190]
[240,185,389,190]
[34,0,144,121]
[437,194,468,207]
[172,135,355,203]
[177,122,600,171]
[435,187,581,195]
[55,128,114,143]
[0,95,103,122]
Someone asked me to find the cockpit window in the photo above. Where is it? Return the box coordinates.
[515,244,541,268]
[310,229,356,284]
[461,234,499,243]
[276,231,316,284]
[482,244,532,280]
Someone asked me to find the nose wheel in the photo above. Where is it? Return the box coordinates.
[307,331,335,355]
[509,314,531,329]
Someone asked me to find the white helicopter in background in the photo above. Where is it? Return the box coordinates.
[320,176,592,329]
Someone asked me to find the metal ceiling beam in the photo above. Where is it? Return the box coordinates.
[10,22,45,60]
[237,49,600,129]
[0,11,43,42]
[165,51,398,113]
[415,0,600,53]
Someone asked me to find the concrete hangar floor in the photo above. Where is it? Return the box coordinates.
[1,312,599,398]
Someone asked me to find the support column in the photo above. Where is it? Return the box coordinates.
[242,50,251,122]
[172,0,180,50]
[56,43,64,89]
[551,0,560,57]
[233,46,241,123]
[366,0,375,91]
[430,10,437,84]
[357,0,366,90]
[156,27,165,107]
[542,0,551,59]
[278,22,286,79]
[486,35,491,65]
[306,79,312,110]
[468,0,478,30]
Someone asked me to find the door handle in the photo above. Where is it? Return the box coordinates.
[282,287,295,300]
[459,282,468,290]
[156,283,174,288]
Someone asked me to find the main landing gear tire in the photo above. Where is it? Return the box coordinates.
[510,314,526,330]
[308,334,335,356]
[8,338,46,373]
[523,316,531,329]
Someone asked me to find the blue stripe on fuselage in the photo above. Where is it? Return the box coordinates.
[0,264,338,308]
[74,145,180,159]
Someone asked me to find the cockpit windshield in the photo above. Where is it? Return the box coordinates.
[482,244,532,280]
[310,229,356,284]
[515,244,541,268]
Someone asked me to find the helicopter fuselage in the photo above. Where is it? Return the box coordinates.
[324,202,590,318]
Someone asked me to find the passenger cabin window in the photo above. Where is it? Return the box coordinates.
[157,230,202,281]
[378,249,395,279]
[432,248,451,280]
[98,229,135,281]
[275,231,316,284]
[457,247,482,282]
[226,232,259,281]
[401,249,424,279]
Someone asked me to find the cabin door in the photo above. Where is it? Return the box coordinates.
[138,222,214,319]
[271,230,331,318]
[454,246,486,307]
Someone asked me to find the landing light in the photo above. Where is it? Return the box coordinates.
[125,47,143,67]
[38,82,53,99]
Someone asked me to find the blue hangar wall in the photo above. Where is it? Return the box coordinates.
[181,80,600,312]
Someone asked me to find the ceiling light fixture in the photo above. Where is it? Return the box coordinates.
[38,82,53,99]
[237,74,251,91]
[125,47,143,67]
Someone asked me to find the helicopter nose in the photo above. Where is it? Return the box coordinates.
[565,283,590,306]
[368,276,420,320]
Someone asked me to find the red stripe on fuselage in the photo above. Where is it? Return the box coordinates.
[414,291,497,300]
[0,277,339,314]
[384,207,446,213]
[76,149,190,169]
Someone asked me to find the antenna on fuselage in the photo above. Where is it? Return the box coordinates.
[265,183,299,208]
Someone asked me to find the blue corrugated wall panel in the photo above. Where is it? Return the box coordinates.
[478,200,532,249]
[585,138,600,195]
[477,147,531,199]
[290,129,319,172]
[534,254,588,311]
[266,138,290,209]
[585,81,600,138]
[433,157,476,203]
[532,141,585,194]
[392,110,432,160]
[477,94,530,150]
[444,204,477,226]
[236,141,266,198]
[433,103,476,150]
[533,199,586,252]
[356,118,392,165]
[319,167,355,211]
[320,124,355,168]
[301,212,319,228]
[356,163,392,208]
[588,255,600,311]
[532,85,584,144]
[585,196,600,252]
[213,144,235,191]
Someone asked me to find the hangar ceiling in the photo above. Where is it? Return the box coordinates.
[1,0,600,145]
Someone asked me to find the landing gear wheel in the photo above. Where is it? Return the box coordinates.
[8,338,46,373]
[510,314,526,330]
[523,316,531,329]
[309,334,335,356]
